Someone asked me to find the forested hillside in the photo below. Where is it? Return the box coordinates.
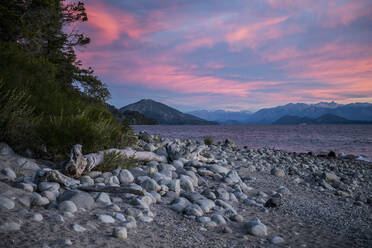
[0,0,133,160]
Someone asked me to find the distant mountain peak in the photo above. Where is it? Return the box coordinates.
[120,99,216,125]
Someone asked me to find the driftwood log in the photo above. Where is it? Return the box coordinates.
[38,169,80,187]
[77,185,144,196]
[64,145,167,178]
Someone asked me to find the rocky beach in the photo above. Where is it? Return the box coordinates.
[0,131,371,248]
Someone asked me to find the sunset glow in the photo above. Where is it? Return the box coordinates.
[76,0,372,111]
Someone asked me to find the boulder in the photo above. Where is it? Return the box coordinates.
[58,190,95,210]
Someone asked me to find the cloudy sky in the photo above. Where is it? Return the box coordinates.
[75,0,372,111]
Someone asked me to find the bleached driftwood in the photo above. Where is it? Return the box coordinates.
[64,144,87,178]
[64,145,167,178]
[77,185,144,196]
[38,169,80,187]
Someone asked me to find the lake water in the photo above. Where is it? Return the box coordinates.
[133,125,372,159]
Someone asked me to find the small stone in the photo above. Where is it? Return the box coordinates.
[1,167,16,180]
[114,213,126,222]
[323,172,340,182]
[270,236,285,244]
[58,201,77,213]
[245,218,268,237]
[271,168,285,177]
[223,226,233,233]
[0,221,21,231]
[32,213,43,222]
[211,214,226,225]
[276,186,290,195]
[80,176,94,185]
[113,227,128,240]
[55,238,72,246]
[138,216,153,223]
[38,182,60,192]
[184,204,204,217]
[96,192,112,205]
[32,193,50,206]
[63,212,74,218]
[98,214,115,224]
[119,169,134,185]
[230,214,244,222]
[180,176,194,192]
[0,196,15,210]
[209,164,230,175]
[49,214,64,222]
[170,197,190,213]
[42,190,57,202]
[264,197,281,208]
[107,204,121,212]
[18,183,34,192]
[141,178,161,192]
[72,224,86,232]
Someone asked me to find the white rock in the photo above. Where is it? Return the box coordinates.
[113,227,127,240]
[32,213,43,222]
[141,178,161,192]
[96,192,112,205]
[170,197,190,213]
[245,218,268,237]
[209,164,230,175]
[211,214,226,225]
[38,182,60,192]
[1,167,16,180]
[119,169,134,184]
[180,175,194,192]
[138,216,153,223]
[80,176,94,185]
[114,213,126,222]
[58,201,77,213]
[270,236,285,244]
[196,199,215,213]
[98,214,115,224]
[0,196,15,210]
[72,224,86,232]
[0,221,21,231]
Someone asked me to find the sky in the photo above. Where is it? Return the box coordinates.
[74,0,372,112]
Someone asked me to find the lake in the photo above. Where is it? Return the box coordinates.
[133,125,372,159]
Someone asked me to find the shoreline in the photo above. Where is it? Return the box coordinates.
[0,132,371,247]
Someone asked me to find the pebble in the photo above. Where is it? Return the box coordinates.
[55,238,72,246]
[270,236,285,244]
[0,196,15,210]
[32,213,43,222]
[1,167,17,180]
[72,224,86,232]
[223,226,233,233]
[0,221,21,231]
[113,227,128,240]
[98,214,115,224]
[58,201,77,213]
[245,218,268,237]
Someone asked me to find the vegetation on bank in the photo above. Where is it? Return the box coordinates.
[0,0,133,160]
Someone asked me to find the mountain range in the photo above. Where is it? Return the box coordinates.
[120,99,217,125]
[189,102,372,124]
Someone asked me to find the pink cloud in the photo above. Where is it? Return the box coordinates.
[225,16,291,50]
[83,1,167,45]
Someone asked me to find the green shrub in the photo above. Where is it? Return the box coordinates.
[204,136,213,146]
[95,151,137,172]
[0,80,40,151]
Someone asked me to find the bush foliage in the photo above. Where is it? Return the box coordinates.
[0,1,133,160]
[95,151,137,172]
[204,136,214,146]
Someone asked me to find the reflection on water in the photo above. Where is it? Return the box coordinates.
[133,125,372,158]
